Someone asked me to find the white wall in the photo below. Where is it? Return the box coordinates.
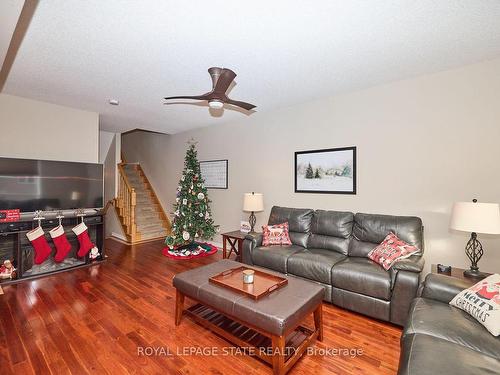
[122,58,500,274]
[0,93,99,162]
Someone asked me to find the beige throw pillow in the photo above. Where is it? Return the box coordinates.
[449,273,500,336]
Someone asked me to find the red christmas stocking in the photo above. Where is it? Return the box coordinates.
[49,225,72,262]
[72,222,98,258]
[26,226,52,264]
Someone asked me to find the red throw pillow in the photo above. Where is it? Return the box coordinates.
[368,232,420,270]
[262,222,292,246]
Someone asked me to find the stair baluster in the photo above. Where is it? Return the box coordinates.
[115,162,171,243]
[117,163,137,242]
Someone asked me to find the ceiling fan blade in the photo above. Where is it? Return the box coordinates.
[208,67,223,89]
[213,69,236,94]
[226,99,256,111]
[164,94,210,101]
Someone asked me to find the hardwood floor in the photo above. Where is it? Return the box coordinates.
[0,239,402,374]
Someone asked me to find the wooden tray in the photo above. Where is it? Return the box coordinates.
[209,266,288,300]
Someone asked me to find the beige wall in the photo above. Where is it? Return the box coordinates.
[101,131,125,239]
[99,130,115,163]
[122,58,500,273]
[0,93,99,162]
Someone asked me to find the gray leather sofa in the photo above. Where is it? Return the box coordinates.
[242,206,425,326]
[398,274,500,374]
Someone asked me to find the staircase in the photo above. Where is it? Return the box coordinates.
[115,163,171,243]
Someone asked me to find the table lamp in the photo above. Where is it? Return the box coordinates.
[450,199,500,278]
[243,192,264,233]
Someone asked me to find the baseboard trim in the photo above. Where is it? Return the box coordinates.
[110,232,127,241]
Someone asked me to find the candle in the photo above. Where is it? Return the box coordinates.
[243,269,255,284]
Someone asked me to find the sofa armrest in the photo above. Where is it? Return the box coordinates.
[390,270,421,326]
[389,255,424,292]
[242,233,263,265]
[392,254,425,273]
[420,273,470,304]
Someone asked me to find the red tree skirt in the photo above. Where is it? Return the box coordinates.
[162,242,218,260]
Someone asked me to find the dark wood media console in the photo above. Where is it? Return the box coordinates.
[0,212,105,286]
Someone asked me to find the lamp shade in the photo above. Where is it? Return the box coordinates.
[450,201,500,234]
[243,192,264,212]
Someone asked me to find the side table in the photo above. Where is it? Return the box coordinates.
[221,231,256,260]
[431,264,491,287]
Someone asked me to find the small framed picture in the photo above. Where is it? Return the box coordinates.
[295,146,356,194]
[240,221,251,233]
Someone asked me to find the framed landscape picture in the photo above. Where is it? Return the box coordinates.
[295,146,356,194]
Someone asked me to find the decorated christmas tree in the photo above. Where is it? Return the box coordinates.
[164,141,217,256]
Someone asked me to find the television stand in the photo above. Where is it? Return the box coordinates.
[0,211,105,286]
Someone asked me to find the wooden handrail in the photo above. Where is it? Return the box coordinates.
[118,163,133,190]
[114,162,171,243]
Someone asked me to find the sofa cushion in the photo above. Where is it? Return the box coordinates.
[349,213,423,257]
[268,206,313,248]
[332,257,391,300]
[307,210,354,255]
[403,297,500,360]
[450,274,500,337]
[398,334,500,375]
[251,245,305,273]
[262,222,292,246]
[289,273,333,303]
[287,248,346,284]
[332,286,391,322]
[368,232,420,270]
[311,210,354,238]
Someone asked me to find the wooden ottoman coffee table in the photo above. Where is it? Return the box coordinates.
[173,259,324,375]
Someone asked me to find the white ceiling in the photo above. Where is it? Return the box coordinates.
[3,1,500,134]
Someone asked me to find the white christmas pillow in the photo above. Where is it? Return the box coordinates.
[449,274,500,336]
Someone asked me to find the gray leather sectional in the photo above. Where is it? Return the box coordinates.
[398,274,500,374]
[242,206,425,326]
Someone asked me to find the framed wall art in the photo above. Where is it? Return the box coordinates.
[295,146,356,194]
[199,159,228,189]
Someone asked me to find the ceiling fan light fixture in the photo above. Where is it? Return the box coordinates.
[164,68,256,111]
[208,100,224,109]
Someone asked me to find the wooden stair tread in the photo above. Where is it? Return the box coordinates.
[116,162,171,244]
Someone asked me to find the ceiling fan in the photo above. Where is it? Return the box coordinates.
[164,67,256,111]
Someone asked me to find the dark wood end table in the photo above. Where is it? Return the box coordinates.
[221,230,259,261]
[431,264,492,286]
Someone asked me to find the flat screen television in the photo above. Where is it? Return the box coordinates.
[0,157,104,213]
